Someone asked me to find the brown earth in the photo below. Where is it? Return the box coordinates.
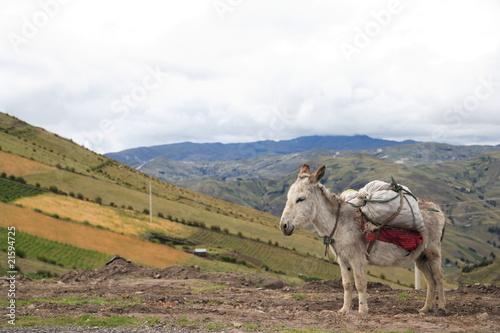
[9,257,500,332]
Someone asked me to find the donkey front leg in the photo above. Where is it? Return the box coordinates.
[338,258,355,313]
[352,262,369,314]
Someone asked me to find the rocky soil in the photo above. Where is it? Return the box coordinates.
[5,256,500,332]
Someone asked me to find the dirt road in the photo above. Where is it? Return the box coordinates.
[8,257,500,332]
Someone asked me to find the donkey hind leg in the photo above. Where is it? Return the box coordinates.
[428,252,446,315]
[415,253,446,315]
[338,258,355,313]
[415,256,435,313]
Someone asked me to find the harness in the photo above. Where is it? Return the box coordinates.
[322,198,342,258]
[323,177,420,259]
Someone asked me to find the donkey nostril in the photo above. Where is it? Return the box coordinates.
[283,223,287,230]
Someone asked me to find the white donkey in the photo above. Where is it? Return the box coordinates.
[280,164,446,315]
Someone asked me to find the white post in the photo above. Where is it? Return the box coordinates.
[414,264,421,290]
[149,181,153,223]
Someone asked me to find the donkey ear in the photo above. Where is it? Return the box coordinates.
[299,163,310,175]
[309,165,326,183]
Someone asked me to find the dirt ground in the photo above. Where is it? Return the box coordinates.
[9,256,500,332]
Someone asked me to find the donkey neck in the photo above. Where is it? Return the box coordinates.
[312,185,343,237]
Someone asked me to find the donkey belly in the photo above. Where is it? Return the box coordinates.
[367,242,424,267]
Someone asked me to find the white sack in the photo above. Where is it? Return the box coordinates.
[347,180,425,232]
[340,189,358,202]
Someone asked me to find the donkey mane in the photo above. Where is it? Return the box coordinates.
[317,183,341,207]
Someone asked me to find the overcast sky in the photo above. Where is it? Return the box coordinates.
[1,0,499,153]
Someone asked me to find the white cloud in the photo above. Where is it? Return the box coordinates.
[1,0,499,153]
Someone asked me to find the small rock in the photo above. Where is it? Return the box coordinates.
[477,312,489,321]
[261,278,284,289]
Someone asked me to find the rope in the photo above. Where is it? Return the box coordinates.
[366,190,405,255]
[348,192,400,207]
[323,198,342,259]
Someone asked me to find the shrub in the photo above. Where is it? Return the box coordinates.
[143,208,150,215]
[157,212,164,218]
[77,193,84,200]
[49,185,59,194]
[95,196,102,205]
[210,225,222,232]
[16,249,26,258]
[27,270,58,279]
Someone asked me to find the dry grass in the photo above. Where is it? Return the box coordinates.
[0,202,188,268]
[0,151,55,176]
[15,194,195,239]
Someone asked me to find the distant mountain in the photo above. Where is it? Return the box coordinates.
[105,135,417,166]
[133,142,500,184]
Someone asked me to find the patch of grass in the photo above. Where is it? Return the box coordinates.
[4,315,160,328]
[291,294,308,299]
[0,295,142,307]
[206,322,226,330]
[0,177,45,202]
[244,322,264,331]
[397,293,409,299]
[190,281,228,294]
[272,327,340,333]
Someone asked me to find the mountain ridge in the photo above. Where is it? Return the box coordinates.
[105,135,418,166]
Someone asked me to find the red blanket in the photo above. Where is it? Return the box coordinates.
[362,216,423,251]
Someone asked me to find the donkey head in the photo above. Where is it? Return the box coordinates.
[280,163,326,236]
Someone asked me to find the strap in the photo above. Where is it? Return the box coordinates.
[324,199,342,258]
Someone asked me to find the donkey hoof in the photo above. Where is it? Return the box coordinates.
[338,308,350,314]
[437,309,447,317]
[418,307,432,315]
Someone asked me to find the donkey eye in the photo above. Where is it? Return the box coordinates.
[296,197,306,203]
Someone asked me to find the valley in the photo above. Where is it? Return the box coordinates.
[0,111,499,330]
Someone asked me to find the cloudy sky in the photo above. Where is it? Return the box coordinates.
[1,0,499,153]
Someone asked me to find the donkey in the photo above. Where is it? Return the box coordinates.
[280,164,446,315]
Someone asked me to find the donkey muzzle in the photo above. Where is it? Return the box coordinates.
[280,218,295,236]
